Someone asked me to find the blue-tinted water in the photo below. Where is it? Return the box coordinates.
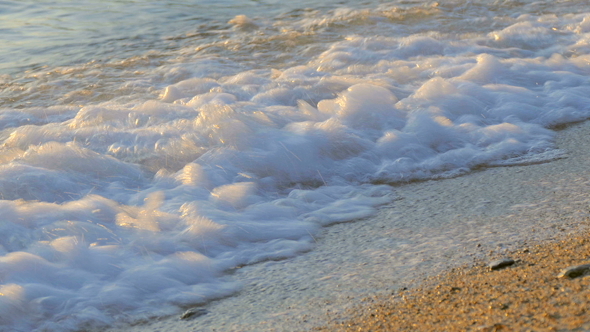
[0,0,386,75]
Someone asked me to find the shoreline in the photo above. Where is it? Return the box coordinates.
[318,121,590,331]
[103,121,590,332]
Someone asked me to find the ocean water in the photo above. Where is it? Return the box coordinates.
[2,0,590,331]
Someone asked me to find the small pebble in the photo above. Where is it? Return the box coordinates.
[488,258,515,271]
[180,308,208,320]
[558,263,590,278]
[478,323,508,331]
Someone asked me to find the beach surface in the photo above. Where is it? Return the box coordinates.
[4,2,590,331]
[103,118,590,332]
[324,231,590,331]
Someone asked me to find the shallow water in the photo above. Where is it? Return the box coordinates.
[0,0,386,76]
[2,0,590,331]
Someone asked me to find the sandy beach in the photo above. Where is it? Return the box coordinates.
[5,2,590,331]
[325,232,590,331]
[101,118,590,332]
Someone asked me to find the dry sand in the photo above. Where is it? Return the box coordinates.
[322,233,590,332]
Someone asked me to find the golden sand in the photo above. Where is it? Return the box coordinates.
[322,233,590,332]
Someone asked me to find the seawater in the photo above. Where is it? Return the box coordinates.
[2,0,590,331]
